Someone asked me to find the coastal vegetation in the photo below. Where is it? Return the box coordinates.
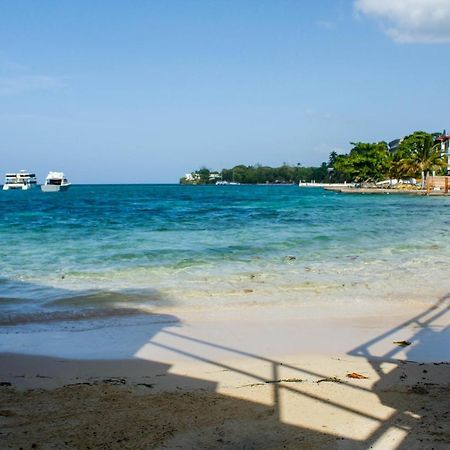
[180,164,330,185]
[181,131,447,185]
[332,131,446,183]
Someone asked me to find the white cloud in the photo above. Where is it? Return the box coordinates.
[354,0,450,43]
[0,75,64,96]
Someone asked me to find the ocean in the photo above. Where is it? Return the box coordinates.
[1,185,450,329]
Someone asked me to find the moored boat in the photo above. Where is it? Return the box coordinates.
[2,171,37,190]
[41,172,71,192]
[215,181,241,185]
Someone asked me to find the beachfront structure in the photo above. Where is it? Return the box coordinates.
[434,131,450,174]
[208,172,221,181]
[388,138,402,153]
[389,131,450,174]
[182,171,222,184]
[184,173,200,182]
[426,175,450,193]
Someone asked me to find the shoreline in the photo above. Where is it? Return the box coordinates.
[1,299,447,362]
[1,299,449,448]
[323,186,450,196]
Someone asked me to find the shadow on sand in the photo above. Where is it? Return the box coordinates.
[0,283,449,449]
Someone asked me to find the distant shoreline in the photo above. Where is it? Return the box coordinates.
[298,182,354,188]
[323,186,450,196]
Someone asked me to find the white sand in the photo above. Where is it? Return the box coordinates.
[0,298,449,449]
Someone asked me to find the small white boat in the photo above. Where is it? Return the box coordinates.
[2,171,37,190]
[41,172,71,192]
[215,181,241,185]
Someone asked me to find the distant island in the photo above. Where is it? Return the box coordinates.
[180,130,450,185]
[180,163,329,185]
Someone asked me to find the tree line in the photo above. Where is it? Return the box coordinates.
[331,131,446,183]
[180,163,330,185]
[180,131,447,185]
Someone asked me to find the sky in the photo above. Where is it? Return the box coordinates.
[1,0,450,183]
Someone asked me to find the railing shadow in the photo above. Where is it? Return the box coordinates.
[1,280,449,448]
[138,294,450,448]
[0,280,320,448]
[347,294,450,449]
[348,294,450,363]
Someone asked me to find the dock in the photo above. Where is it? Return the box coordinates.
[323,187,450,196]
[323,176,450,196]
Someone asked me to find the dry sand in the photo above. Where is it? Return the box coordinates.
[0,298,449,449]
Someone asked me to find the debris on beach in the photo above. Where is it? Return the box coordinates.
[346,372,368,379]
[265,378,303,384]
[242,378,303,387]
[393,340,412,347]
[243,288,254,293]
[242,382,266,387]
[102,378,127,385]
[137,383,154,389]
[317,377,342,384]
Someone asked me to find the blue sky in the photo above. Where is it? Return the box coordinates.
[1,0,449,183]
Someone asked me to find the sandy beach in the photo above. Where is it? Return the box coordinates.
[1,297,449,449]
[4,0,450,448]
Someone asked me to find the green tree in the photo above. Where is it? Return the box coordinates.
[197,167,211,184]
[333,142,390,182]
[231,165,248,183]
[398,131,445,185]
[185,163,330,184]
[328,151,338,167]
[255,165,271,183]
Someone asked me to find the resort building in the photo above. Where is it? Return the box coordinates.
[208,172,222,182]
[434,131,450,174]
[388,138,402,153]
[184,173,200,182]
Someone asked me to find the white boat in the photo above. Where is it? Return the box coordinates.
[215,181,241,185]
[41,172,71,192]
[2,171,37,190]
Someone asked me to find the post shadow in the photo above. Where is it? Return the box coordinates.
[1,280,449,448]
[137,296,450,449]
[347,293,450,449]
[0,279,331,449]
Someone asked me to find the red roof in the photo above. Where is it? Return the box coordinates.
[434,134,450,142]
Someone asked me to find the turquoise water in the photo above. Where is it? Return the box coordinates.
[1,185,450,325]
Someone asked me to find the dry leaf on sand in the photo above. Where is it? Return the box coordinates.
[347,372,369,379]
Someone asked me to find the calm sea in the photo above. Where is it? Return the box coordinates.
[1,185,449,327]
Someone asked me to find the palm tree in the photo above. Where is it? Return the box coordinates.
[399,132,446,187]
[388,151,411,180]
